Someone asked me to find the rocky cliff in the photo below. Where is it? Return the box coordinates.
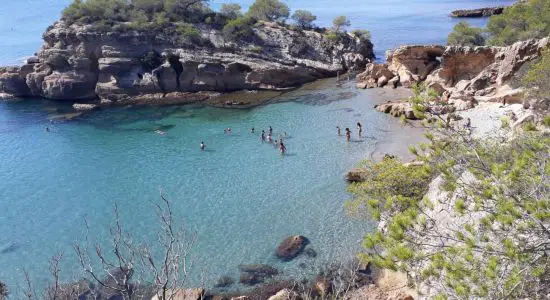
[357,38,549,118]
[0,21,374,105]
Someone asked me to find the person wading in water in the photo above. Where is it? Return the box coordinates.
[345,128,351,142]
[356,122,362,138]
[279,140,287,155]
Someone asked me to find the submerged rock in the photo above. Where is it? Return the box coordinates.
[275,235,308,261]
[239,264,279,286]
[215,276,235,288]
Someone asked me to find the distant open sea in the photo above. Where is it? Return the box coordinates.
[0,0,513,295]
[0,0,515,65]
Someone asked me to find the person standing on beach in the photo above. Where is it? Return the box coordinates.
[337,126,341,136]
[345,128,351,142]
[356,122,362,138]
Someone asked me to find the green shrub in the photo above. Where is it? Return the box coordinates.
[544,115,550,127]
[351,29,371,41]
[291,9,316,29]
[247,0,289,22]
[523,121,537,131]
[176,23,201,44]
[448,21,485,46]
[220,3,242,20]
[523,49,550,101]
[332,15,350,32]
[487,0,550,46]
[223,16,256,42]
[324,31,341,42]
[140,51,164,71]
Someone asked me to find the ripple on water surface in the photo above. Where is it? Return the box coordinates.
[0,82,423,292]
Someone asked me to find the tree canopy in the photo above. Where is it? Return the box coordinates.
[291,9,316,28]
[220,3,242,20]
[332,15,351,32]
[448,21,485,46]
[247,0,290,22]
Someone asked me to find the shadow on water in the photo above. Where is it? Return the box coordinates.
[0,242,20,255]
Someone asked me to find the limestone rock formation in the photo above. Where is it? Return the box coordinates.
[359,38,549,117]
[0,21,374,105]
[450,7,505,17]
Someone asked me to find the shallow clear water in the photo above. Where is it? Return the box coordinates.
[0,0,515,65]
[0,0,512,293]
[0,82,422,290]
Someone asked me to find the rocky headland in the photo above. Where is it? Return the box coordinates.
[356,38,549,119]
[450,7,505,18]
[0,20,373,108]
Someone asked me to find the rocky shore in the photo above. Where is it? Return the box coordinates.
[356,38,549,119]
[0,20,373,109]
[450,7,504,18]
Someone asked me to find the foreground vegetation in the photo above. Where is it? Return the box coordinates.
[348,84,550,298]
[448,0,550,46]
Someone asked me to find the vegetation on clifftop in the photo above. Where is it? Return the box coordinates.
[448,0,550,47]
[60,0,367,45]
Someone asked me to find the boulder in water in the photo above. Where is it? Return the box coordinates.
[275,235,308,261]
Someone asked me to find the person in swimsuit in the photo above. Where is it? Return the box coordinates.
[279,140,287,154]
[337,126,341,136]
[200,141,206,151]
[267,133,273,143]
[345,128,351,142]
[356,122,362,138]
[268,126,273,135]
[250,127,255,133]
[261,130,265,142]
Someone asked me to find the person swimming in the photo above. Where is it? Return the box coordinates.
[200,141,206,151]
[356,122,362,138]
[46,126,50,132]
[250,127,255,133]
[336,126,341,136]
[345,128,351,142]
[279,140,287,154]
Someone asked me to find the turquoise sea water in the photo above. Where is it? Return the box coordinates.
[0,0,512,294]
[0,83,423,290]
